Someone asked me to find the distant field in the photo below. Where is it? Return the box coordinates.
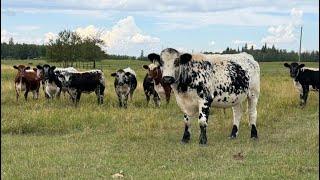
[1,59,319,179]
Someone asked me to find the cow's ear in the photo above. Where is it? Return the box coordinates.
[297,64,305,69]
[13,65,18,69]
[179,53,192,64]
[111,73,117,77]
[143,65,149,70]
[125,72,131,76]
[25,66,31,70]
[147,53,160,62]
[51,66,56,70]
[36,65,43,69]
[284,63,290,68]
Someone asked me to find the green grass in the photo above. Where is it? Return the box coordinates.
[1,60,319,179]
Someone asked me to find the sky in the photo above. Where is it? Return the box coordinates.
[1,0,319,56]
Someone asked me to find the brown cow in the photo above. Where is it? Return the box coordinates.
[13,65,41,101]
[143,62,172,105]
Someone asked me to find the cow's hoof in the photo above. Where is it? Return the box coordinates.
[251,136,258,140]
[180,140,189,144]
[199,136,207,145]
[229,125,238,139]
[250,125,258,139]
[199,143,208,147]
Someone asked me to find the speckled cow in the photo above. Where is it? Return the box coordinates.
[153,48,260,145]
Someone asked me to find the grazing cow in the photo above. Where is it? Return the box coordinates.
[154,48,260,145]
[57,70,105,104]
[13,65,41,101]
[143,54,172,106]
[111,68,137,108]
[284,62,319,106]
[36,64,78,98]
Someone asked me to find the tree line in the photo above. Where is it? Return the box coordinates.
[1,32,319,63]
[204,43,319,62]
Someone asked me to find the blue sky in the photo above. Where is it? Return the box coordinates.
[1,0,319,56]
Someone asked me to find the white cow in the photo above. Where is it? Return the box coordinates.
[152,48,260,145]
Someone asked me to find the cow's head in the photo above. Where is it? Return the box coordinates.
[38,64,55,80]
[143,63,161,80]
[111,69,131,86]
[284,62,305,78]
[57,72,71,87]
[155,48,192,85]
[13,65,31,77]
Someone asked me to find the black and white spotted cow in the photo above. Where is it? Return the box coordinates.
[284,62,319,107]
[57,70,105,104]
[111,67,137,108]
[36,64,78,99]
[154,48,260,145]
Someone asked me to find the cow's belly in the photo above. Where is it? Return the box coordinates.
[173,89,200,117]
[45,82,59,96]
[293,80,318,92]
[154,84,166,99]
[15,82,26,91]
[212,92,247,108]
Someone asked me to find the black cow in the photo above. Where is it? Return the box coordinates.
[143,74,160,106]
[57,70,105,104]
[111,67,137,108]
[284,62,319,106]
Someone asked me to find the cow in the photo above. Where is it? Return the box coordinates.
[111,67,137,108]
[57,70,105,104]
[13,65,41,101]
[153,48,260,145]
[143,53,172,106]
[284,62,319,107]
[142,74,160,107]
[36,64,78,98]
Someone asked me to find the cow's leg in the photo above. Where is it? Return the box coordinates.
[181,114,191,143]
[24,89,29,101]
[229,103,242,139]
[145,91,150,105]
[56,87,62,99]
[15,87,19,101]
[153,91,160,107]
[165,90,171,105]
[32,90,36,99]
[248,90,259,139]
[118,94,123,107]
[123,94,129,108]
[75,91,81,105]
[198,97,212,145]
[300,85,309,107]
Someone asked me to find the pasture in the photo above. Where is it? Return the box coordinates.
[1,59,319,179]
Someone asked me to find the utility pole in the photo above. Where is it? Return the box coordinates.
[298,26,303,62]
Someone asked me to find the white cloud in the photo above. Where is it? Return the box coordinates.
[44,32,58,43]
[261,8,303,45]
[41,16,160,55]
[99,16,160,54]
[1,29,13,42]
[131,34,160,44]
[209,41,215,46]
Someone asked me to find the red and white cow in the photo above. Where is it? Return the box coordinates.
[13,65,41,101]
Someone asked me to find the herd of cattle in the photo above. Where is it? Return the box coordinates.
[12,48,319,145]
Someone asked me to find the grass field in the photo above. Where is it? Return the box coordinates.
[1,59,319,179]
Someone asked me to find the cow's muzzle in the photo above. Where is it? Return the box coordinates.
[162,76,175,85]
